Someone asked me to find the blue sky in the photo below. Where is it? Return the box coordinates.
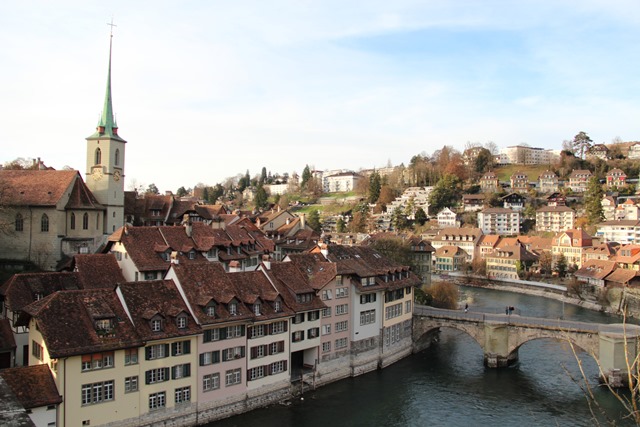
[1,1,639,193]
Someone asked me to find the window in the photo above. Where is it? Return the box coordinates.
[292,331,304,342]
[81,352,114,371]
[335,320,348,332]
[253,303,261,316]
[83,213,89,230]
[226,325,245,338]
[270,360,287,374]
[206,304,216,317]
[203,328,221,342]
[248,366,265,381]
[321,289,333,300]
[307,327,320,338]
[124,348,138,365]
[322,307,332,317]
[124,376,138,393]
[176,316,188,329]
[360,309,376,325]
[251,345,267,359]
[171,340,191,356]
[15,213,23,232]
[335,275,343,285]
[229,302,237,316]
[149,392,166,410]
[249,325,265,338]
[145,368,170,384]
[41,214,49,232]
[95,148,101,165]
[322,325,331,335]
[225,368,242,386]
[336,304,348,315]
[296,293,313,304]
[70,213,76,230]
[145,344,169,360]
[175,386,191,404]
[270,341,285,355]
[203,373,220,392]
[199,350,221,366]
[360,293,376,304]
[151,319,162,332]
[271,321,286,334]
[308,311,320,321]
[336,287,349,298]
[81,381,114,405]
[293,313,305,324]
[274,300,282,312]
[322,342,331,353]
[335,337,348,349]
[406,300,412,314]
[115,149,120,165]
[145,272,158,281]
[385,303,402,320]
[32,341,43,361]
[172,364,191,379]
[223,346,245,361]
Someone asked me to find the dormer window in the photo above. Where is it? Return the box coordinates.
[253,303,261,316]
[274,300,281,312]
[95,318,113,332]
[188,250,196,260]
[34,292,44,301]
[205,304,216,317]
[161,251,170,261]
[176,315,188,329]
[229,302,237,316]
[151,319,162,332]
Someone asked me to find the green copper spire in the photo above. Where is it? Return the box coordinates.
[87,24,125,142]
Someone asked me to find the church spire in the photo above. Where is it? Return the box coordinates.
[89,20,125,142]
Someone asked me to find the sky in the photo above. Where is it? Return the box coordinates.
[1,1,639,194]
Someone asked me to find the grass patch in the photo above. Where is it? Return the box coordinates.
[495,164,552,182]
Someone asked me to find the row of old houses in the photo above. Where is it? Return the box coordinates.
[0,242,420,426]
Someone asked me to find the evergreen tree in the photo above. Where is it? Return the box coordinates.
[260,167,267,186]
[391,207,408,230]
[368,172,382,204]
[254,186,269,209]
[572,131,593,159]
[307,210,322,233]
[301,165,312,189]
[414,207,428,226]
[428,174,462,214]
[584,176,604,225]
[202,187,209,202]
[336,217,346,233]
[555,253,568,278]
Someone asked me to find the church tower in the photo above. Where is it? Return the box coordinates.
[86,28,126,234]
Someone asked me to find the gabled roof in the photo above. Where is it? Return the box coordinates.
[538,170,558,179]
[0,319,15,352]
[226,271,293,321]
[71,254,126,289]
[169,263,253,325]
[23,289,143,358]
[118,280,201,341]
[487,244,538,262]
[478,234,501,247]
[0,365,62,409]
[569,169,592,178]
[0,170,80,207]
[286,253,337,291]
[265,262,327,312]
[575,259,617,280]
[435,245,467,257]
[0,272,82,315]
[605,269,640,286]
[536,205,574,213]
[109,226,170,272]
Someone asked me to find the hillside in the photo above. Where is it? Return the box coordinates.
[495,164,552,182]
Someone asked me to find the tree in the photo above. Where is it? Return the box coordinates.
[176,186,189,198]
[474,148,495,175]
[414,208,428,226]
[209,184,224,204]
[260,167,267,186]
[301,165,312,189]
[146,183,159,195]
[3,157,39,170]
[368,172,381,204]
[391,207,409,230]
[254,186,269,209]
[428,174,462,214]
[584,176,604,225]
[427,281,458,309]
[378,185,397,206]
[539,251,553,276]
[336,217,346,233]
[369,237,416,270]
[572,131,593,159]
[307,210,321,233]
[555,253,567,278]
[349,202,369,233]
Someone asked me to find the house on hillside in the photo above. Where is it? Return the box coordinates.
[535,205,575,232]
[477,208,520,235]
[568,170,592,193]
[480,171,500,193]
[552,229,593,269]
[606,168,627,189]
[538,170,559,193]
[587,144,610,161]
[509,171,529,193]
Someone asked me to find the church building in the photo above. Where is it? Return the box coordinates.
[0,33,126,270]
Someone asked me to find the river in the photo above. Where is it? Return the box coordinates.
[210,286,636,426]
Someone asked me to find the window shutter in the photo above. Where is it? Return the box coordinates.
[240,325,246,336]
[199,353,205,366]
[164,344,170,356]
[184,340,191,354]
[220,328,227,340]
[171,366,177,380]
[171,342,177,356]
[240,347,246,358]
[268,324,273,335]
[164,367,170,380]
[267,363,272,375]
[145,371,151,384]
[283,360,288,371]
[213,351,220,363]
[279,341,284,353]
[283,322,288,332]
[251,347,257,359]
[145,347,151,360]
[185,363,191,377]
[248,327,254,339]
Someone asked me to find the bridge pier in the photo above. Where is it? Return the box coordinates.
[483,322,518,368]
[599,327,640,387]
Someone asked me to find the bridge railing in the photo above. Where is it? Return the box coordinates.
[414,305,601,333]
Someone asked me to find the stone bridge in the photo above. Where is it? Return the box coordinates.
[413,305,640,384]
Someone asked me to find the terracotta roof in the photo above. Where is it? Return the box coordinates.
[194,204,227,220]
[64,175,104,210]
[569,169,592,178]
[575,260,617,280]
[0,170,79,206]
[226,271,293,320]
[584,243,619,257]
[1,272,82,315]
[536,205,574,213]
[266,262,327,312]
[487,244,538,262]
[435,245,467,257]
[22,289,143,358]
[169,263,253,325]
[605,269,640,286]
[110,226,174,272]
[0,365,61,409]
[478,235,501,247]
[71,254,126,289]
[286,253,337,291]
[118,280,201,341]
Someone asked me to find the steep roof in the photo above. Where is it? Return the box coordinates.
[286,253,337,291]
[0,365,62,409]
[23,289,143,358]
[0,272,82,315]
[118,280,201,341]
[575,259,617,280]
[266,262,327,312]
[0,170,79,207]
[71,254,126,289]
[0,319,16,352]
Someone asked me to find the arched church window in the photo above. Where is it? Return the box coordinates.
[70,213,76,230]
[41,214,49,232]
[15,213,23,232]
[115,149,120,166]
[83,213,89,230]
[95,148,102,165]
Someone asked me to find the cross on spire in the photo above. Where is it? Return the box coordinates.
[107,17,117,37]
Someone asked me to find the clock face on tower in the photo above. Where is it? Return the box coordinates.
[92,167,103,181]
[113,170,121,181]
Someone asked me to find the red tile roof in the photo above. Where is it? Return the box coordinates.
[0,365,62,409]
[0,170,81,207]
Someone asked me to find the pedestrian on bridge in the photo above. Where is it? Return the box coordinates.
[464,303,468,313]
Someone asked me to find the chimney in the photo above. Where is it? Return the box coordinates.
[262,254,271,270]
[300,213,306,229]
[319,243,328,258]
[286,218,290,225]
[229,260,241,273]
[171,251,179,264]
[184,220,192,237]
